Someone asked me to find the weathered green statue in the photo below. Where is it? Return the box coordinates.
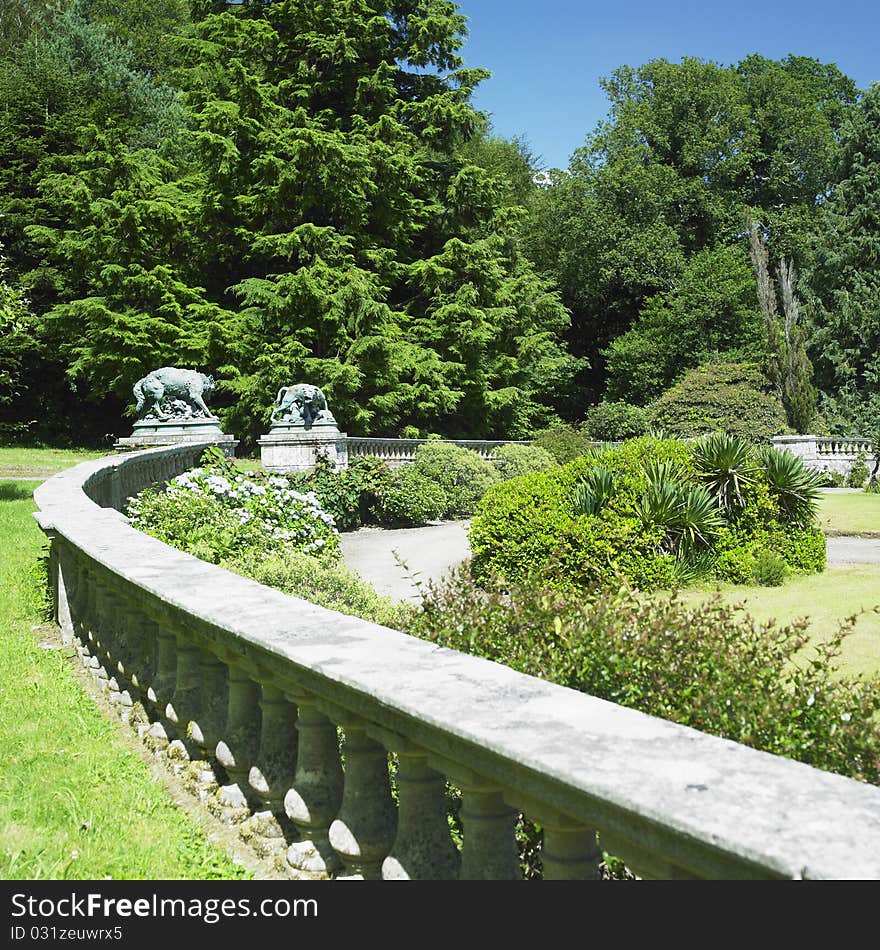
[133,367,218,421]
[270,383,337,429]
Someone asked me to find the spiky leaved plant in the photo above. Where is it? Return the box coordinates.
[757,446,825,526]
[572,466,615,517]
[692,432,759,513]
[634,481,725,557]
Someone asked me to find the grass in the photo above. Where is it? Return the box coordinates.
[818,490,880,535]
[675,567,880,679]
[0,480,248,880]
[0,445,105,477]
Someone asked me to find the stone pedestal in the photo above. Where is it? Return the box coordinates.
[115,419,236,455]
[259,424,349,473]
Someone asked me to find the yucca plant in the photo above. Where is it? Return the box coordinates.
[674,486,727,552]
[572,466,615,516]
[643,459,687,486]
[757,446,825,526]
[692,433,758,512]
[635,481,725,557]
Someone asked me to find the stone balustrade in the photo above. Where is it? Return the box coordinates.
[773,434,876,478]
[346,437,530,468]
[34,443,880,879]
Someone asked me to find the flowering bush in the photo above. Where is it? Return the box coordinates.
[128,463,339,563]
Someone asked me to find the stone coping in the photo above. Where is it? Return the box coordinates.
[33,443,880,879]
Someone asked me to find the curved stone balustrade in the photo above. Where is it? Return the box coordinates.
[34,443,880,879]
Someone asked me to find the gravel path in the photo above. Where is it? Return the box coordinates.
[826,536,880,565]
[339,520,471,602]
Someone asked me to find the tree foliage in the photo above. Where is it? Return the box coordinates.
[810,84,880,434]
[8,1,581,443]
[527,55,857,404]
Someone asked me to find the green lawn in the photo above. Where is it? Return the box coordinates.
[675,567,880,678]
[0,446,106,478]
[818,490,880,535]
[0,480,247,880]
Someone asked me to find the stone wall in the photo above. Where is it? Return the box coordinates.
[33,443,880,879]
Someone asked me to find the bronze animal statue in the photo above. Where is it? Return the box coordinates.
[133,367,217,421]
[270,383,335,429]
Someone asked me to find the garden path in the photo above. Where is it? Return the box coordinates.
[338,520,471,603]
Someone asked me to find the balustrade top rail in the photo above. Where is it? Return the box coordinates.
[33,443,880,879]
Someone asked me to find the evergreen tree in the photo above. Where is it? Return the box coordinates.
[43,1,581,441]
[810,84,880,434]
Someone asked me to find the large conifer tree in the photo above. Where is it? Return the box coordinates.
[810,84,880,433]
[38,1,579,440]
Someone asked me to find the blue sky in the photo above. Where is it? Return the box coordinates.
[457,0,880,170]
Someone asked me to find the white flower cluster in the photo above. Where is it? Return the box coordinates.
[157,464,339,553]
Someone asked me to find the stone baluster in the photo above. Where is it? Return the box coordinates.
[247,684,298,844]
[284,693,344,877]
[538,811,602,880]
[164,628,203,761]
[187,649,228,761]
[214,663,262,813]
[457,778,519,880]
[120,603,157,731]
[99,583,134,709]
[66,553,91,654]
[382,744,459,880]
[142,616,178,750]
[328,722,397,879]
[84,576,111,689]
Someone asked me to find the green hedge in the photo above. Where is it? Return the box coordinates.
[412,567,880,783]
[469,436,824,591]
[412,442,500,517]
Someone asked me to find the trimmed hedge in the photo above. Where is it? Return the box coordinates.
[492,443,556,479]
[412,442,500,517]
[582,400,649,441]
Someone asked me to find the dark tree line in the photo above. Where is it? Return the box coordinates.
[0,2,877,443]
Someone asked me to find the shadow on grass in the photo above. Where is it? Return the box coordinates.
[0,482,36,502]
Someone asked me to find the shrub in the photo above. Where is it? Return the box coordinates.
[127,461,339,563]
[750,550,788,586]
[412,442,499,517]
[757,446,826,527]
[469,437,696,590]
[648,362,787,442]
[470,435,824,591]
[822,469,847,487]
[581,401,649,441]
[291,454,391,531]
[847,451,869,489]
[373,466,447,526]
[225,548,414,630]
[531,425,594,463]
[571,466,615,517]
[492,443,556,480]
[692,432,759,513]
[412,566,880,783]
